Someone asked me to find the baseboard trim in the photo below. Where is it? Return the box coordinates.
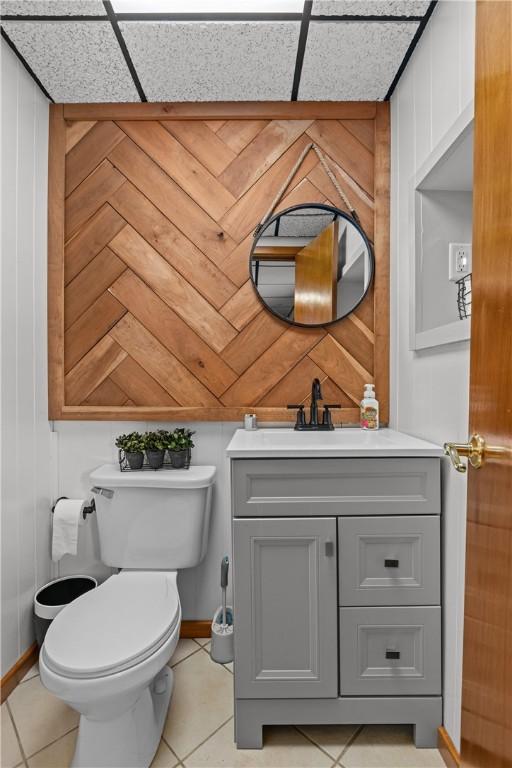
[438,726,460,767]
[180,620,211,638]
[1,643,39,703]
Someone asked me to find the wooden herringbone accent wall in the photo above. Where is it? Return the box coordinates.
[49,103,389,422]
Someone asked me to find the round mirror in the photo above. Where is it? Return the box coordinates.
[250,203,374,327]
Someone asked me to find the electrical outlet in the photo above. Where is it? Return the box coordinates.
[449,243,472,281]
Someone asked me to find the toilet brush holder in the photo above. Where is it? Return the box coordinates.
[210,606,234,664]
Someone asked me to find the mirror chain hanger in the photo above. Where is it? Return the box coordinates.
[253,142,360,238]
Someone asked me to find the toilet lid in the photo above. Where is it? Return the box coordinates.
[42,572,180,678]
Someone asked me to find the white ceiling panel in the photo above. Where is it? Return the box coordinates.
[1,1,106,15]
[1,21,140,101]
[312,1,430,15]
[119,21,300,101]
[299,20,418,100]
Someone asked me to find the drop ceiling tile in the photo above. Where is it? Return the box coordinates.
[1,1,105,15]
[119,21,300,101]
[312,0,431,15]
[1,21,140,101]
[299,20,419,100]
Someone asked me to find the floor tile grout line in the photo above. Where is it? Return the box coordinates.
[293,724,345,763]
[178,714,234,765]
[170,644,203,669]
[6,699,29,766]
[161,734,181,764]
[336,723,365,763]
[21,725,79,762]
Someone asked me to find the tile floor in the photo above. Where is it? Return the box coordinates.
[1,639,445,768]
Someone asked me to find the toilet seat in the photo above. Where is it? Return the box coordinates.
[42,571,180,680]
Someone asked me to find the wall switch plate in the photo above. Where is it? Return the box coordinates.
[448,243,472,281]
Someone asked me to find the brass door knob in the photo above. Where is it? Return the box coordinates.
[443,433,509,473]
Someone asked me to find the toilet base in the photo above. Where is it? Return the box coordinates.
[71,667,173,768]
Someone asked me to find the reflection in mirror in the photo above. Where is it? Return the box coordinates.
[250,204,373,326]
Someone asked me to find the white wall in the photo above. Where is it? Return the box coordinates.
[1,41,52,675]
[53,421,238,620]
[390,0,475,750]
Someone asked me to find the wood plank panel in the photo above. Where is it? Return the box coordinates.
[220,134,319,242]
[64,203,126,285]
[108,225,237,353]
[257,356,325,406]
[161,120,236,176]
[109,315,221,407]
[308,335,372,404]
[109,270,237,397]
[65,159,125,240]
[65,336,127,405]
[216,120,268,153]
[63,102,378,121]
[109,181,237,308]
[306,120,374,196]
[219,120,312,198]
[340,119,374,152]
[48,104,66,419]
[220,280,261,331]
[117,120,236,219]
[220,310,287,375]
[65,121,124,196]
[108,137,235,264]
[84,377,129,406]
[52,107,389,422]
[65,120,96,153]
[64,247,126,329]
[65,291,126,372]
[221,326,325,405]
[110,356,178,406]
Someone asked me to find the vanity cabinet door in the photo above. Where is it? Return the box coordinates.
[233,517,338,699]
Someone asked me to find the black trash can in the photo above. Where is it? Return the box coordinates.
[33,575,97,646]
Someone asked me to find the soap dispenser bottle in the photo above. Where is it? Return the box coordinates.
[360,383,379,430]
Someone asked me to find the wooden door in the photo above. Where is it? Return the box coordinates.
[233,517,338,699]
[295,220,338,324]
[459,2,512,765]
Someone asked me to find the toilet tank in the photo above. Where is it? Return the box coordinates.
[89,464,216,569]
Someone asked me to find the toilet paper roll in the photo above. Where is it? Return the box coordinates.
[51,499,85,562]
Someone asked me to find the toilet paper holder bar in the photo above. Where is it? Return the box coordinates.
[51,496,96,520]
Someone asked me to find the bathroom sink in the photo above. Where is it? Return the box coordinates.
[226,428,443,458]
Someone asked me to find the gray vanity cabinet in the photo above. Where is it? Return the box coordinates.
[233,517,338,699]
[231,456,443,750]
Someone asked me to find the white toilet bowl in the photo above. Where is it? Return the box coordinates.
[40,570,181,768]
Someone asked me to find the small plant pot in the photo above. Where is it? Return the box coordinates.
[169,450,188,469]
[146,449,164,470]
[125,451,144,470]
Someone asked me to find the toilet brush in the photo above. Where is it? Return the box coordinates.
[210,556,234,664]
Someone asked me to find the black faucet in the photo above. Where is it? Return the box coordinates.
[287,379,341,431]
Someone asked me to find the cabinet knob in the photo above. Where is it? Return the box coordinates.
[325,540,334,557]
[385,649,400,660]
[384,558,399,568]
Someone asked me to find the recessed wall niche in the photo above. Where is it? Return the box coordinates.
[410,105,473,350]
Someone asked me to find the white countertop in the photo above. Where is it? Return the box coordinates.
[226,428,443,459]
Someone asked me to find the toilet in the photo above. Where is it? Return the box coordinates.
[39,463,216,768]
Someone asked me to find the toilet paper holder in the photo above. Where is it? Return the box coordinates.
[51,496,95,520]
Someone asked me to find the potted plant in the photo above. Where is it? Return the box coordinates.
[166,428,195,469]
[143,431,166,470]
[115,432,145,470]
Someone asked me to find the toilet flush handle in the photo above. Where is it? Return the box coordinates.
[91,486,114,499]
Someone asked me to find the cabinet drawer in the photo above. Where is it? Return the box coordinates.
[232,458,440,517]
[338,516,440,606]
[339,606,441,696]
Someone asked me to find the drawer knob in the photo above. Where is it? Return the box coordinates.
[385,649,401,660]
[384,558,399,568]
[325,540,335,557]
